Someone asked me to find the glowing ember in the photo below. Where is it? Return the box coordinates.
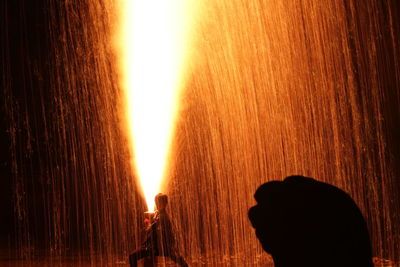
[117,0,198,211]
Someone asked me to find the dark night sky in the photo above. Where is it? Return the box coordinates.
[1,0,50,247]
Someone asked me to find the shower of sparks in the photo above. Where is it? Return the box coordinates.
[117,0,199,211]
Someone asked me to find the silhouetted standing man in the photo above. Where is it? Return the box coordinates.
[129,193,188,267]
[248,176,373,267]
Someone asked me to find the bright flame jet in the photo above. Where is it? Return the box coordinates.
[118,0,198,211]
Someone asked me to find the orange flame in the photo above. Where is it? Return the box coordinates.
[117,0,200,211]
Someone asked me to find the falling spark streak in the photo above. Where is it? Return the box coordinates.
[118,0,198,211]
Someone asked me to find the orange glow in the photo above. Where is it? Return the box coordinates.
[117,0,199,211]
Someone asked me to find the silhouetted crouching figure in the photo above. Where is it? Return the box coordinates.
[129,193,188,267]
[248,176,373,267]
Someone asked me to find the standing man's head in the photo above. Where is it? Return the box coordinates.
[155,193,168,211]
[248,176,373,267]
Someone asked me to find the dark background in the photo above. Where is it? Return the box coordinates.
[0,0,46,247]
[1,0,52,248]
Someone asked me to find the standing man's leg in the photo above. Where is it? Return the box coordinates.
[168,253,189,267]
[129,248,151,267]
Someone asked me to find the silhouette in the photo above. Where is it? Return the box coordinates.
[248,176,373,267]
[129,193,188,267]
